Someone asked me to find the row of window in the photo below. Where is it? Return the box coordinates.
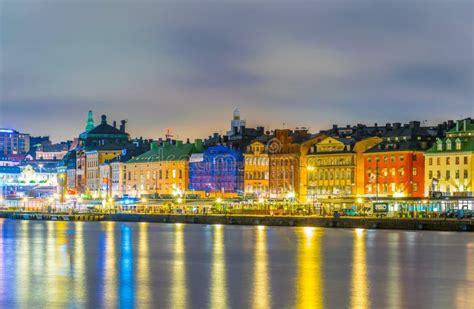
[367,167,417,177]
[367,182,418,193]
[428,170,469,180]
[367,154,415,163]
[428,156,468,166]
[308,157,353,166]
[124,169,183,181]
[245,171,269,180]
[308,170,353,181]
[245,157,269,165]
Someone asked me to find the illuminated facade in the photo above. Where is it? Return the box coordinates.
[424,119,474,197]
[125,140,203,197]
[364,121,437,198]
[0,128,30,155]
[306,137,382,198]
[244,139,270,197]
[189,145,244,197]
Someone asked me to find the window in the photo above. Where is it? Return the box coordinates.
[446,170,450,180]
[464,157,468,164]
[172,169,176,179]
[399,167,405,176]
[391,182,396,192]
[412,154,417,161]
[429,158,433,166]
[412,167,417,176]
[382,168,388,176]
[391,168,396,176]
[455,170,460,179]
[437,157,441,165]
[384,155,388,162]
[383,183,388,193]
[391,156,395,162]
[446,157,450,165]
[399,155,405,161]
[412,182,418,192]
[464,170,468,178]
[436,170,441,179]
[455,157,460,165]
[159,170,162,179]
[429,171,433,179]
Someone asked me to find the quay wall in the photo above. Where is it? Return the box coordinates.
[1,212,473,232]
[103,214,474,232]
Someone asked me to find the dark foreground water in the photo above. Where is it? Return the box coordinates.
[0,219,472,308]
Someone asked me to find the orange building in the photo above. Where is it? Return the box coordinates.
[363,121,437,198]
[244,138,270,197]
[364,149,425,198]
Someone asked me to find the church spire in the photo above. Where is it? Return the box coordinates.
[85,110,94,131]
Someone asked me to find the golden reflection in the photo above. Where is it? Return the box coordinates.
[105,222,117,308]
[387,233,400,309]
[252,226,269,309]
[16,221,30,308]
[171,223,187,308]
[137,223,151,308]
[351,229,370,309]
[73,222,87,303]
[296,227,324,309]
[210,224,227,309]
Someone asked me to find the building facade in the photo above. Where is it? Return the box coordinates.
[0,128,30,155]
[363,121,436,198]
[125,140,203,197]
[189,145,244,197]
[244,139,270,197]
[424,119,474,197]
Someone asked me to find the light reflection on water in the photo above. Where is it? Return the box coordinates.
[0,218,472,308]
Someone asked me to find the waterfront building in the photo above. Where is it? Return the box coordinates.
[266,129,317,199]
[0,128,30,155]
[125,140,203,197]
[189,145,244,197]
[306,136,382,205]
[0,164,58,198]
[364,121,436,198]
[73,113,130,195]
[244,137,270,198]
[424,118,474,197]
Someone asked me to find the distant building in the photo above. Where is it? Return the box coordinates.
[205,109,265,151]
[0,128,30,155]
[189,145,244,197]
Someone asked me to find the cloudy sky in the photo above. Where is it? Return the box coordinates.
[1,0,473,142]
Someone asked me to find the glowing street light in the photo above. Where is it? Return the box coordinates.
[216,197,222,204]
[177,197,183,204]
[356,197,363,204]
[141,197,147,203]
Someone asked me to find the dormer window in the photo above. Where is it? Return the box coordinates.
[446,139,452,151]
[437,140,443,151]
[455,138,462,150]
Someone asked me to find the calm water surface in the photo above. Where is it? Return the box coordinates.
[0,219,472,308]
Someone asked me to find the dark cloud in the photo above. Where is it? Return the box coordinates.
[0,0,472,141]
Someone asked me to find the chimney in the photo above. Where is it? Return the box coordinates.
[332,124,338,130]
[113,121,117,128]
[409,121,420,129]
[176,140,183,147]
[101,115,107,125]
[464,119,468,131]
[386,123,391,129]
[456,120,460,131]
[120,120,126,132]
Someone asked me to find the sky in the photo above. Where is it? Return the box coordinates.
[1,0,473,142]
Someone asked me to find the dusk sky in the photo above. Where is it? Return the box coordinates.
[1,1,473,142]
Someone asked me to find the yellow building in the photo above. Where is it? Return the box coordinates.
[85,150,122,197]
[244,139,270,197]
[125,140,203,197]
[424,119,474,197]
[306,136,381,208]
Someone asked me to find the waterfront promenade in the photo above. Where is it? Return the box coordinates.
[1,211,473,232]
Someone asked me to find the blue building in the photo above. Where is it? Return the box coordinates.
[189,146,244,196]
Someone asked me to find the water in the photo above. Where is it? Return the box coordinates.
[0,219,472,308]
